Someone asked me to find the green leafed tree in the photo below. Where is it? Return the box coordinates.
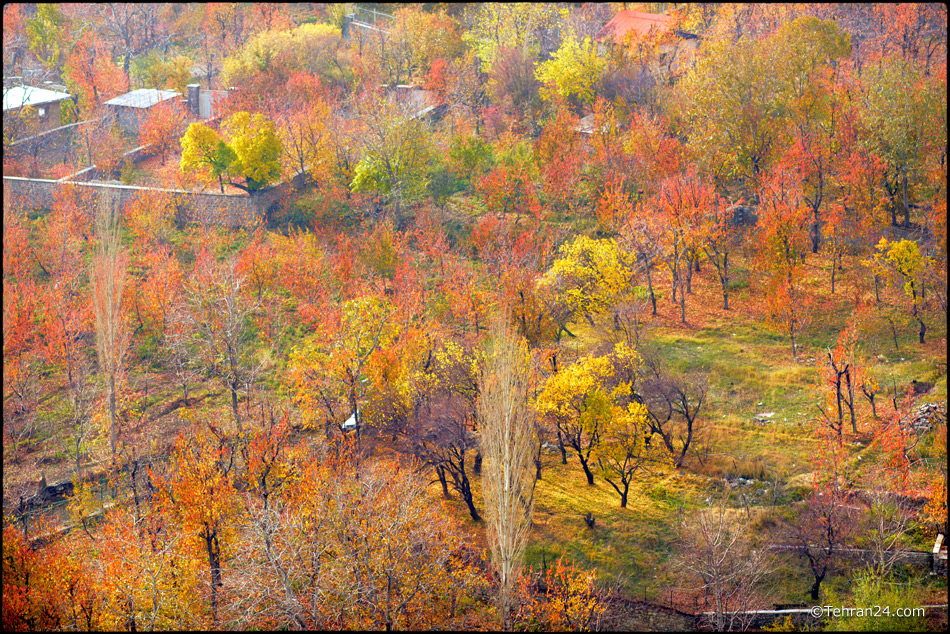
[859,54,945,228]
[463,3,563,72]
[25,3,66,71]
[350,94,432,219]
[535,34,607,110]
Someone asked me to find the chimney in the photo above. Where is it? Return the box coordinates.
[187,84,200,117]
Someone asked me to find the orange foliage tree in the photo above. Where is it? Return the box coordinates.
[153,421,240,625]
[139,100,187,165]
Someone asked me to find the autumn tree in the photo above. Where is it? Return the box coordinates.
[155,421,240,624]
[2,520,102,631]
[859,54,945,228]
[139,99,186,165]
[871,238,934,343]
[757,167,813,357]
[408,339,483,522]
[132,51,195,95]
[770,17,851,252]
[538,235,635,332]
[463,3,561,72]
[276,84,331,181]
[350,91,433,220]
[535,33,607,112]
[289,295,398,438]
[487,47,543,134]
[179,122,236,193]
[512,558,611,631]
[639,357,709,470]
[63,31,127,108]
[92,3,161,80]
[673,33,785,195]
[447,51,488,136]
[221,111,283,192]
[221,22,351,90]
[596,402,671,508]
[91,504,205,631]
[90,193,130,458]
[700,197,743,310]
[2,280,43,462]
[818,325,862,438]
[650,170,713,323]
[787,438,857,601]
[42,273,98,480]
[478,316,537,629]
[25,3,67,71]
[537,347,640,485]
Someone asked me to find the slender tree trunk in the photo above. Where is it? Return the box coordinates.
[576,450,595,485]
[680,286,687,324]
[902,170,910,228]
[645,263,657,315]
[435,465,449,498]
[721,252,730,310]
[230,382,242,433]
[206,531,221,623]
[109,374,118,456]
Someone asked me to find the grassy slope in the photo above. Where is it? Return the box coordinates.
[438,248,947,609]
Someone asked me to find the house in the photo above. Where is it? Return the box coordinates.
[935,533,947,576]
[594,9,701,71]
[185,84,229,121]
[3,84,73,136]
[341,409,360,432]
[595,10,676,43]
[104,88,181,134]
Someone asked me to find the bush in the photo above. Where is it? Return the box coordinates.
[120,159,137,185]
[825,572,926,631]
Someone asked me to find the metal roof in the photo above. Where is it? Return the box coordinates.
[3,85,72,111]
[595,10,674,43]
[103,88,181,109]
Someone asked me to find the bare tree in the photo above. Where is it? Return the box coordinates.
[171,256,260,435]
[478,316,537,630]
[640,356,708,469]
[411,391,482,522]
[91,192,130,458]
[785,481,856,601]
[860,486,914,580]
[677,488,775,631]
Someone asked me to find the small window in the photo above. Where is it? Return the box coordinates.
[38,108,46,117]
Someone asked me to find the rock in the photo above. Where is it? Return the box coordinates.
[901,401,947,433]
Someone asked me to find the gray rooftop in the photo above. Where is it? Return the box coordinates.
[3,85,72,111]
[103,88,181,109]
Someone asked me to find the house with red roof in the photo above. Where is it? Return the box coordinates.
[594,9,700,73]
[595,10,676,43]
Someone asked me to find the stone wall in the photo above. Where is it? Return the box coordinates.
[5,117,107,164]
[606,599,698,631]
[3,176,291,228]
